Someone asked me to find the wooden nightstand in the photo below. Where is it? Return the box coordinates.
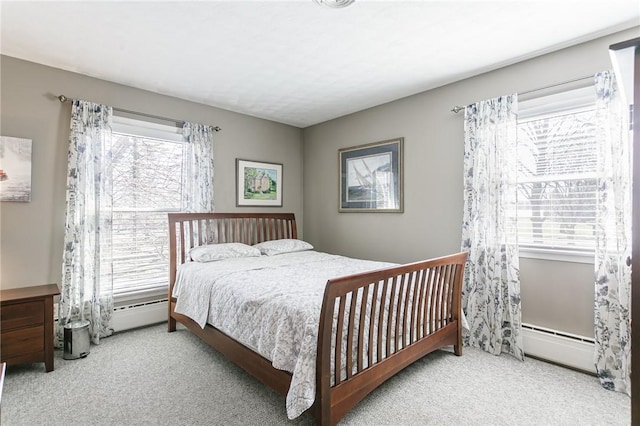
[0,284,60,372]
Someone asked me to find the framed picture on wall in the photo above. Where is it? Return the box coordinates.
[236,159,283,207]
[0,136,32,202]
[339,137,403,212]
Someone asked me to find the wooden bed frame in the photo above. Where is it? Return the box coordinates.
[168,212,467,425]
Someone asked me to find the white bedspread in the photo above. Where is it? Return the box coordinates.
[172,250,395,419]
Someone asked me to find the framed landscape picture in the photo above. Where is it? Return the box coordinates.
[0,136,32,202]
[236,159,283,207]
[339,137,403,212]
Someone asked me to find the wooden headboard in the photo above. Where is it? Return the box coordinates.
[168,212,297,295]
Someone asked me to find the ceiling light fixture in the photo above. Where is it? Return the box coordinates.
[313,0,355,8]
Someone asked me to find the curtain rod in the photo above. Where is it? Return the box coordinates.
[450,74,594,114]
[57,95,221,132]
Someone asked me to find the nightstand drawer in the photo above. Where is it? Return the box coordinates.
[1,326,44,359]
[0,301,44,330]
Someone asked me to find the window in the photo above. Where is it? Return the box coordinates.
[110,116,184,301]
[516,86,597,261]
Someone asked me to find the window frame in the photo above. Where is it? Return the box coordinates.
[516,85,597,264]
[110,115,185,303]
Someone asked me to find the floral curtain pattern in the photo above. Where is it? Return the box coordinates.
[593,70,632,395]
[58,100,114,346]
[461,94,524,361]
[181,121,215,213]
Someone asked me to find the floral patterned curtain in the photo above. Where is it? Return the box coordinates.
[461,94,524,360]
[58,100,114,345]
[593,70,632,395]
[181,121,215,212]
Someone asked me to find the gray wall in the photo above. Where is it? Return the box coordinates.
[303,27,639,338]
[0,55,303,290]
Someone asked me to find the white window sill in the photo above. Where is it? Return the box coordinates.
[518,247,594,264]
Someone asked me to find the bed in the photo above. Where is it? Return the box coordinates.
[168,212,467,425]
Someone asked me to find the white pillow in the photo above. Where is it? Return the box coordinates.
[253,239,314,256]
[189,243,261,262]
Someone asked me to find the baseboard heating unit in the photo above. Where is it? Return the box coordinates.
[522,323,595,374]
[112,299,167,332]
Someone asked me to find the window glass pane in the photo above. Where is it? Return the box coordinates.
[111,211,173,295]
[112,134,182,209]
[110,128,183,298]
[516,94,597,253]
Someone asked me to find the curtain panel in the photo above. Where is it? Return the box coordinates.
[58,100,114,345]
[461,94,524,360]
[181,121,215,213]
[593,70,632,395]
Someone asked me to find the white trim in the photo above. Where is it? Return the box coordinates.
[112,115,184,143]
[610,43,635,107]
[519,247,594,264]
[518,85,595,120]
[522,323,595,373]
[113,286,168,304]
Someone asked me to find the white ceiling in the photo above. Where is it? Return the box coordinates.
[1,1,638,128]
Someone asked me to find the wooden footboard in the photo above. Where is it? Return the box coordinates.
[168,213,466,425]
[316,252,467,425]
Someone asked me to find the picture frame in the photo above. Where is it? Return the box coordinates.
[236,159,283,207]
[0,136,32,202]
[339,137,403,212]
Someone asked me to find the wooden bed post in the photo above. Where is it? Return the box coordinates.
[168,214,177,332]
[453,253,467,356]
[316,279,337,426]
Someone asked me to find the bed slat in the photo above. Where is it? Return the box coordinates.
[368,281,379,368]
[401,273,411,349]
[346,291,357,380]
[376,280,388,362]
[358,285,368,371]
[335,296,346,385]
